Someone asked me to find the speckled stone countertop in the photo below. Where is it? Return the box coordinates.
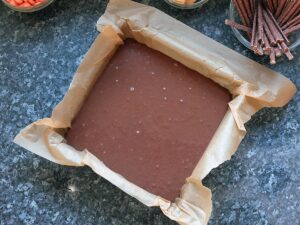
[0,0,299,224]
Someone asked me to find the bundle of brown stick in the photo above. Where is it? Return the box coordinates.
[226,0,300,64]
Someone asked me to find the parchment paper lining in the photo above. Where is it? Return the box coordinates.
[14,1,296,225]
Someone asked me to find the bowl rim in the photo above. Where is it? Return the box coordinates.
[164,0,209,10]
[228,0,300,51]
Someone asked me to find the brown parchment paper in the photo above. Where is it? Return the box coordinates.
[14,0,296,225]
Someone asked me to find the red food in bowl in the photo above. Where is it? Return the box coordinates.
[5,0,44,7]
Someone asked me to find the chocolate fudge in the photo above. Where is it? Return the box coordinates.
[66,39,231,200]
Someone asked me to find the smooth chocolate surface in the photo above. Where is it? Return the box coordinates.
[66,39,231,200]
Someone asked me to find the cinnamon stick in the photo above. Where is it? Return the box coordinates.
[264,6,290,44]
[281,15,300,30]
[257,42,264,56]
[257,1,264,42]
[288,6,300,22]
[249,0,255,15]
[243,0,253,21]
[285,50,294,61]
[237,0,251,26]
[269,48,276,64]
[253,30,260,52]
[262,9,284,43]
[280,42,289,53]
[225,19,251,33]
[233,0,248,26]
[284,24,300,36]
[274,47,282,57]
[266,0,275,14]
[263,34,271,53]
[276,42,283,54]
[278,1,297,25]
[275,0,288,19]
[251,10,258,50]
[263,23,276,46]
[280,1,300,26]
[272,0,278,9]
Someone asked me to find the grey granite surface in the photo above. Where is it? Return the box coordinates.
[0,0,299,224]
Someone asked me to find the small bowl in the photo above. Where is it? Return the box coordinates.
[229,0,300,51]
[2,0,55,13]
[164,0,209,10]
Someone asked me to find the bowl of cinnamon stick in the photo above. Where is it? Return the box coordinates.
[226,0,300,64]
